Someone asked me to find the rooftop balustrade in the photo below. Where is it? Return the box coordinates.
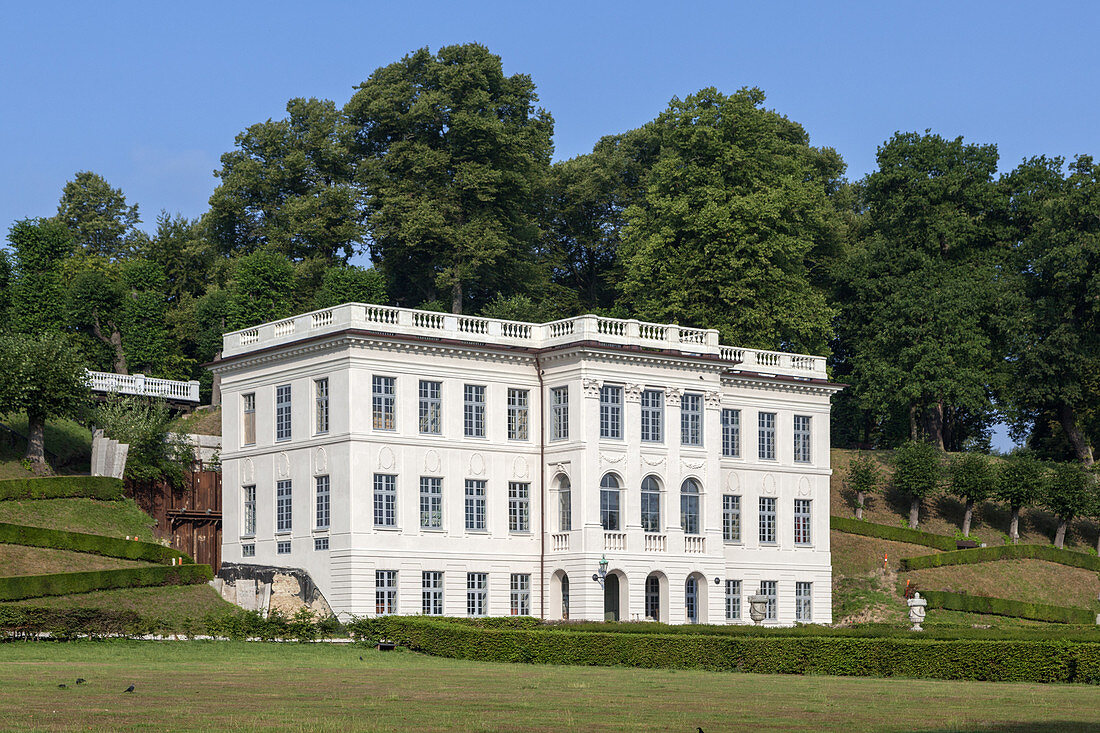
[86,370,201,402]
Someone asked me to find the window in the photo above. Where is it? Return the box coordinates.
[796,581,812,623]
[550,386,569,440]
[680,478,700,535]
[467,572,488,617]
[641,476,661,533]
[794,499,812,545]
[372,376,396,430]
[681,393,702,446]
[561,575,570,619]
[465,479,486,531]
[558,476,571,532]
[685,576,698,623]
[315,378,329,434]
[276,540,291,554]
[722,494,741,543]
[725,580,742,620]
[275,385,292,441]
[420,477,442,529]
[242,393,256,446]
[373,474,397,527]
[640,389,664,443]
[422,571,444,615]
[276,480,292,532]
[418,380,442,435]
[599,474,621,531]
[759,497,776,544]
[376,570,398,615]
[242,543,255,557]
[758,412,776,460]
[794,415,812,463]
[314,537,328,551]
[464,385,486,437]
[721,409,740,458]
[760,580,777,621]
[510,574,531,615]
[507,388,529,440]
[315,475,330,530]
[242,485,256,537]
[508,482,530,532]
[600,385,623,439]
[645,575,660,621]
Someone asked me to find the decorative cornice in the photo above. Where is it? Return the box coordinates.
[721,374,845,396]
[624,383,644,402]
[582,378,601,398]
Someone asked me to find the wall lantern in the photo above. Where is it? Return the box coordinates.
[592,555,609,585]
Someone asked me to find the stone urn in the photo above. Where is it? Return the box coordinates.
[907,592,927,631]
[747,594,768,625]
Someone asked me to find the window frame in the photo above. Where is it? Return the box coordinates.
[275,385,292,442]
[640,389,664,443]
[275,479,292,533]
[464,479,487,531]
[599,474,621,531]
[242,393,256,447]
[793,414,812,463]
[721,408,740,458]
[796,581,812,623]
[758,411,776,461]
[463,384,486,438]
[550,386,569,441]
[681,392,703,447]
[759,496,777,544]
[506,388,529,441]
[510,573,531,616]
[372,376,396,431]
[794,498,812,545]
[373,473,397,528]
[508,481,530,533]
[557,476,571,532]
[420,476,443,529]
[722,494,741,543]
[418,380,442,435]
[725,579,742,621]
[314,378,329,435]
[375,570,398,615]
[760,579,778,621]
[640,475,661,533]
[599,385,623,440]
[422,571,444,615]
[242,484,256,538]
[680,478,701,536]
[466,572,488,617]
[315,475,330,530]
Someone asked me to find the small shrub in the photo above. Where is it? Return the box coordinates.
[830,516,956,551]
[0,564,212,601]
[0,521,188,563]
[900,543,1100,572]
[0,476,124,501]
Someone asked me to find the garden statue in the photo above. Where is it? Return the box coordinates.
[748,594,768,624]
[907,592,927,631]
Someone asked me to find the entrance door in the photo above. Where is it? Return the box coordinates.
[685,576,698,623]
[645,575,660,621]
[604,574,620,621]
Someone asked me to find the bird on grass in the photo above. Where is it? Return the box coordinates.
[75,678,85,685]
[124,685,135,693]
[57,684,67,689]
[359,656,364,661]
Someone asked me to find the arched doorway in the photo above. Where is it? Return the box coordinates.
[685,576,699,623]
[645,575,661,621]
[562,575,570,619]
[550,570,569,620]
[604,573,620,621]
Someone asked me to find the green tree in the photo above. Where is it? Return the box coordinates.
[995,452,1045,544]
[616,87,846,353]
[1043,461,1093,549]
[0,333,91,472]
[207,98,363,262]
[844,452,882,520]
[227,250,296,330]
[345,43,554,314]
[141,212,217,303]
[312,265,387,310]
[94,396,191,486]
[892,440,941,529]
[0,250,11,321]
[948,452,995,536]
[55,171,141,260]
[6,218,72,335]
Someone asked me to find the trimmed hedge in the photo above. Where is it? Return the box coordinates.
[902,544,1100,572]
[0,564,212,601]
[920,590,1097,625]
[0,522,189,564]
[0,476,124,501]
[0,606,153,639]
[830,516,956,551]
[354,617,1100,684]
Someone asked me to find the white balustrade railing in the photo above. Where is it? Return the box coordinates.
[552,533,569,552]
[86,371,200,402]
[220,303,827,377]
[684,536,706,554]
[644,534,666,552]
[604,532,626,551]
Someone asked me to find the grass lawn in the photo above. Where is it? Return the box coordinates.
[0,498,159,541]
[0,415,92,477]
[0,641,1097,732]
[0,544,152,576]
[905,559,1100,611]
[169,407,221,437]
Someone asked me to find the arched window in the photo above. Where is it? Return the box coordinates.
[558,476,571,532]
[685,576,698,623]
[641,476,661,533]
[561,575,570,619]
[645,575,661,621]
[681,478,700,535]
[600,474,621,531]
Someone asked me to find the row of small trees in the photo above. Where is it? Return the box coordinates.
[845,443,1100,551]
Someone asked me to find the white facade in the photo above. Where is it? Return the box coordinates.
[213,304,842,625]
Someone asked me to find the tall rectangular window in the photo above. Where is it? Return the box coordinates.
[641,389,664,443]
[600,482,620,531]
[464,385,486,437]
[275,385,292,441]
[759,497,776,544]
[242,485,256,537]
[465,479,486,531]
[722,494,741,543]
[794,498,812,545]
[372,376,396,430]
[558,480,571,532]
[550,387,569,440]
[641,478,661,533]
[721,409,740,458]
[760,580,778,621]
[315,378,329,434]
[794,415,812,463]
[599,385,623,439]
[507,388,529,440]
[758,412,776,460]
[276,480,292,533]
[422,571,444,615]
[508,482,530,532]
[315,475,330,529]
[725,579,742,620]
[681,393,703,446]
[796,581,812,623]
[373,474,396,527]
[420,477,442,529]
[242,393,256,446]
[467,572,488,617]
[375,570,397,615]
[418,380,442,435]
[510,573,531,615]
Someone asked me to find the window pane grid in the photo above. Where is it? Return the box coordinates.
[372,376,396,430]
[641,476,661,533]
[375,570,397,615]
[464,385,486,437]
[418,380,442,435]
[680,479,700,535]
[242,393,256,446]
[558,478,572,532]
[681,393,702,446]
[725,579,742,620]
[373,474,397,527]
[242,485,256,537]
[721,409,740,457]
[422,571,444,615]
[507,388,529,440]
[420,477,442,529]
[794,415,812,463]
[508,482,530,532]
[796,581,812,623]
[599,475,621,531]
[275,385,292,441]
[467,572,488,617]
[758,412,776,460]
[794,498,812,545]
[641,389,664,443]
[759,497,776,544]
[315,475,330,529]
[760,580,777,620]
[276,480,292,532]
[551,387,569,440]
[722,494,741,542]
[510,573,531,615]
[315,379,329,434]
[465,479,486,531]
[599,385,622,439]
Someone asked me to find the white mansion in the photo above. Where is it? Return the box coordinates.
[213,304,842,625]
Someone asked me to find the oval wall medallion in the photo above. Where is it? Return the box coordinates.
[276,452,290,479]
[470,452,486,476]
[378,446,395,470]
[725,471,740,493]
[242,457,254,483]
[762,473,777,495]
[315,447,328,474]
[513,456,529,479]
[798,476,812,496]
[424,449,441,474]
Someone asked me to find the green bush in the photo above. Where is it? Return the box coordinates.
[0,605,153,639]
[920,590,1096,625]
[902,544,1100,572]
[204,607,341,642]
[830,516,957,550]
[0,522,189,563]
[0,476,124,501]
[358,617,1100,683]
[0,563,212,601]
